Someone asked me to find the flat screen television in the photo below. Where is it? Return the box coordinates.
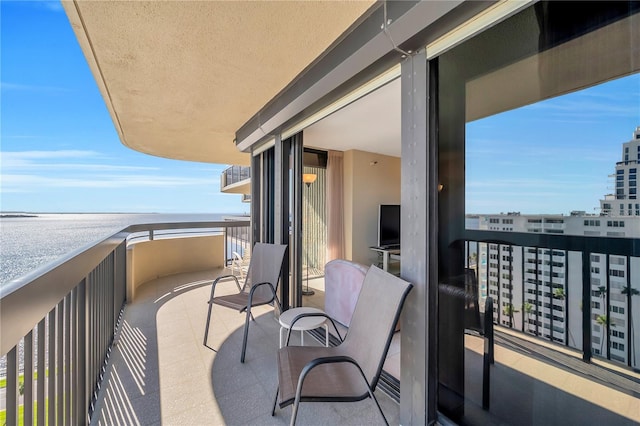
[377,204,400,248]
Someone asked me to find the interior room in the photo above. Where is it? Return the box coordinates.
[293,75,403,380]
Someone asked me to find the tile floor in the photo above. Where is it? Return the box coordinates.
[90,268,400,425]
[90,268,640,425]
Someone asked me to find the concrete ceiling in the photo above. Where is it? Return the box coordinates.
[304,77,401,158]
[63,0,376,166]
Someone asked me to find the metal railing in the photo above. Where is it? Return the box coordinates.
[0,220,249,425]
[463,229,640,370]
[220,165,251,190]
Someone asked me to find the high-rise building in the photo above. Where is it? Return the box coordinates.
[600,126,640,216]
[471,127,640,366]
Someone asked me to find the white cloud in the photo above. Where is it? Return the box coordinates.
[1,150,220,196]
[1,82,69,92]
[1,173,214,190]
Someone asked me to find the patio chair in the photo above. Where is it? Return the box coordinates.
[230,250,250,279]
[272,265,412,425]
[203,242,287,363]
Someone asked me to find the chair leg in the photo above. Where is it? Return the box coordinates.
[271,386,279,416]
[290,397,300,426]
[240,305,252,363]
[203,284,216,347]
[368,389,389,426]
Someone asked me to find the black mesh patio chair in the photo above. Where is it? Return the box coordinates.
[272,265,412,425]
[203,242,287,363]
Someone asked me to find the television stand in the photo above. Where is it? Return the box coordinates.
[370,246,401,272]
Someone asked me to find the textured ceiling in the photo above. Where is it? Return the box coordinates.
[63,1,375,165]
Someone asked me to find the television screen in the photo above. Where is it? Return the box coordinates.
[378,204,400,248]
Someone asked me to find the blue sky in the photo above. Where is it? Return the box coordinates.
[1,1,247,214]
[2,2,639,216]
[467,73,640,215]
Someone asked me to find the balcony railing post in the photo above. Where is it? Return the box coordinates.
[582,250,592,362]
[6,346,18,426]
[627,256,633,368]
[483,296,494,410]
[48,308,56,424]
[24,330,34,426]
[77,278,88,424]
[37,319,46,426]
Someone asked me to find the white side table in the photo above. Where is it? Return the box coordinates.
[279,307,329,348]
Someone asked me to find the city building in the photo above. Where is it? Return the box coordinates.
[601,126,640,216]
[473,128,640,367]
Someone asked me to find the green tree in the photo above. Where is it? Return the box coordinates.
[503,303,519,328]
[622,286,639,367]
[596,314,614,355]
[553,287,565,300]
[523,302,534,333]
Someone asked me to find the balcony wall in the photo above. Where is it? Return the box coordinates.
[127,235,225,300]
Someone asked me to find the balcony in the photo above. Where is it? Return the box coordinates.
[1,224,639,425]
[220,166,251,196]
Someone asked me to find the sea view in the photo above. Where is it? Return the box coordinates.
[0,212,242,287]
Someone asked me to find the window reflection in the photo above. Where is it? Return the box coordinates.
[438,2,640,425]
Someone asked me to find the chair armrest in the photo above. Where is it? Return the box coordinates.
[209,274,242,300]
[242,281,281,313]
[285,312,343,347]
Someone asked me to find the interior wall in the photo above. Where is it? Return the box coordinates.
[343,149,401,266]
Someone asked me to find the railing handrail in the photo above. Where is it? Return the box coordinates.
[0,220,249,355]
[463,229,640,257]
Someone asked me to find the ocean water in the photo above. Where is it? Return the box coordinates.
[0,213,240,286]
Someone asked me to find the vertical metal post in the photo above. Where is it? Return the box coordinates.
[6,346,18,426]
[535,248,540,336]
[274,134,291,310]
[291,134,304,308]
[48,308,56,424]
[626,256,632,367]
[550,250,555,342]
[520,246,529,333]
[37,319,46,426]
[57,300,64,426]
[25,330,34,426]
[263,149,275,243]
[605,254,611,360]
[497,244,502,324]
[482,297,494,410]
[400,49,437,425]
[65,293,72,424]
[582,250,592,362]
[251,152,262,246]
[565,250,569,346]
[509,246,514,328]
[77,279,88,424]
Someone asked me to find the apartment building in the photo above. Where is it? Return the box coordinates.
[473,128,640,366]
[601,126,640,216]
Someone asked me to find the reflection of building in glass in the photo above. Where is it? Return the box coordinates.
[601,126,640,216]
[470,127,640,366]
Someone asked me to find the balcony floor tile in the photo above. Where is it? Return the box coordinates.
[91,268,399,425]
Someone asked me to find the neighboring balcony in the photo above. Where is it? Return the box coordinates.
[220,165,251,198]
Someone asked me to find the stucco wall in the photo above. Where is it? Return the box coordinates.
[343,149,401,266]
[127,235,225,300]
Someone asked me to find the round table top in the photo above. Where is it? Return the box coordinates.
[279,307,327,331]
